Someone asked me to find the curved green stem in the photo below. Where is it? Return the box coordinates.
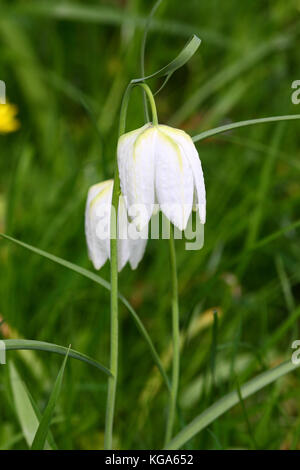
[120,82,158,130]
[138,83,158,125]
[165,225,180,445]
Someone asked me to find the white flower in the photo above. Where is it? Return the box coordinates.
[117,123,206,231]
[85,179,148,271]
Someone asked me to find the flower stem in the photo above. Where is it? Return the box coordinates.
[139,83,158,125]
[104,85,130,450]
[104,169,120,450]
[104,81,158,449]
[165,225,180,445]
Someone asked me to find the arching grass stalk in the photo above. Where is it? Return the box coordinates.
[104,82,158,450]
[165,225,180,445]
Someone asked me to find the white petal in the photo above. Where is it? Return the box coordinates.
[159,125,206,224]
[117,123,155,229]
[154,127,194,230]
[117,195,148,271]
[117,195,131,272]
[85,180,113,270]
[86,182,147,271]
[86,176,149,271]
[129,238,148,270]
[127,222,148,270]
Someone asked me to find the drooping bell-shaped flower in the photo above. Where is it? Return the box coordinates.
[117,123,206,231]
[85,179,147,271]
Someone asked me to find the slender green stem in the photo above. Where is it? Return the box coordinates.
[120,83,158,130]
[165,225,180,445]
[104,86,130,450]
[139,83,159,125]
[104,81,158,449]
[104,168,120,450]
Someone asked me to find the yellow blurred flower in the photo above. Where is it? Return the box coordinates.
[0,103,20,133]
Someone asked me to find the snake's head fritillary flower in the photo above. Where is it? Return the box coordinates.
[117,123,206,231]
[85,179,147,271]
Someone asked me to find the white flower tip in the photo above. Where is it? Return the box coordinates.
[129,259,139,270]
[88,252,107,271]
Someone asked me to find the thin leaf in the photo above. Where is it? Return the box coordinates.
[31,346,70,450]
[192,114,300,142]
[9,362,53,449]
[153,73,172,96]
[4,339,110,376]
[165,360,300,449]
[0,233,110,290]
[132,35,201,83]
[27,389,57,450]
[0,233,170,392]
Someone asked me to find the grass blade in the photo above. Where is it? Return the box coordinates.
[165,360,300,449]
[192,114,300,142]
[27,389,57,450]
[31,346,70,450]
[0,233,110,290]
[4,339,110,376]
[9,362,54,449]
[0,233,170,391]
[132,35,201,84]
[235,376,257,449]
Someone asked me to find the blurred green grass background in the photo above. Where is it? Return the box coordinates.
[0,0,300,450]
